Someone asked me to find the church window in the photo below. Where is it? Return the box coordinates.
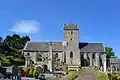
[66,42,68,46]
[92,53,95,59]
[27,53,30,56]
[64,52,66,63]
[70,51,73,58]
[36,54,42,61]
[44,58,45,61]
[55,53,58,58]
[71,31,73,34]
[46,57,48,60]
[71,38,72,40]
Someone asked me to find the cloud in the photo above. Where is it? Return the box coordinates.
[9,20,40,34]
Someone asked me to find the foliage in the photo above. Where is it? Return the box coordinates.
[105,47,116,58]
[105,47,117,67]
[28,66,34,77]
[33,67,39,78]
[19,66,41,78]
[0,34,30,66]
[18,66,24,73]
[108,73,120,80]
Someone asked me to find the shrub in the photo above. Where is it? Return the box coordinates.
[33,67,39,78]
[28,66,34,77]
[18,66,24,73]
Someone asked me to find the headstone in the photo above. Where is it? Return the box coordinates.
[36,66,42,74]
[12,65,18,80]
[0,66,6,75]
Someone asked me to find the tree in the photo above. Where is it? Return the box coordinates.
[105,47,115,58]
[105,47,116,67]
[0,34,30,66]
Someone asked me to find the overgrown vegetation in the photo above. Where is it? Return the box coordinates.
[0,34,30,66]
[18,66,40,78]
[108,73,120,80]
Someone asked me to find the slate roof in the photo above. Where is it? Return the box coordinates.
[79,42,105,52]
[24,41,105,52]
[64,24,78,30]
[24,41,63,51]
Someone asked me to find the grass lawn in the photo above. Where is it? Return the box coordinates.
[94,71,108,80]
[46,71,81,80]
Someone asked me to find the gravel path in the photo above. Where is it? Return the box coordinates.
[75,71,96,80]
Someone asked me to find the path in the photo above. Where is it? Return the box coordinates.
[75,67,96,80]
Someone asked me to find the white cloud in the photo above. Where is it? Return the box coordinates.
[9,20,40,34]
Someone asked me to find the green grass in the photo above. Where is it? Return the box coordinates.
[64,71,80,80]
[46,77,58,80]
[94,71,108,80]
[46,71,80,80]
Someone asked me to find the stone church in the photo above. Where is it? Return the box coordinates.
[23,24,106,72]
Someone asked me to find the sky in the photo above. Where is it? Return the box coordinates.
[0,0,120,57]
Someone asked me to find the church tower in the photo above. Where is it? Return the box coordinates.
[63,24,80,66]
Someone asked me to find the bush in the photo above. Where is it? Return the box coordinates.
[18,66,24,73]
[108,73,120,80]
[33,67,39,78]
[28,66,34,77]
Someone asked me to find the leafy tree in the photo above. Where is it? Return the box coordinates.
[0,34,30,66]
[105,47,115,58]
[105,47,117,67]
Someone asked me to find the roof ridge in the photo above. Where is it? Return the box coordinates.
[28,41,63,43]
[80,42,103,44]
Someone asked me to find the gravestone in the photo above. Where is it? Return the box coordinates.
[36,66,42,74]
[12,65,18,80]
[0,66,6,76]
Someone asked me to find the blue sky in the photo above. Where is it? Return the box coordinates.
[0,0,120,57]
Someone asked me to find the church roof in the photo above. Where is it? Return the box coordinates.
[64,24,78,30]
[24,41,105,52]
[79,42,105,52]
[24,41,63,52]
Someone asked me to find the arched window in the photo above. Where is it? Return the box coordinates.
[92,53,95,59]
[71,31,73,34]
[64,52,66,63]
[70,52,73,58]
[55,53,58,58]
[37,54,42,61]
[66,42,68,46]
